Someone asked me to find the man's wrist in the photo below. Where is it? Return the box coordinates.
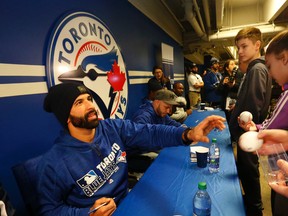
[183,127,194,144]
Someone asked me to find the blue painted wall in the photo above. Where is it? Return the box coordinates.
[0,0,184,214]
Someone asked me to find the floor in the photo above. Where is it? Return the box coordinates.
[260,166,272,216]
[233,143,272,216]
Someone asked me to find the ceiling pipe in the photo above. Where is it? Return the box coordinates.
[215,0,225,29]
[202,0,211,31]
[209,23,286,40]
[160,0,186,32]
[192,0,205,33]
[184,0,207,40]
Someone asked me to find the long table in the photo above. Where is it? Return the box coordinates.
[114,110,245,216]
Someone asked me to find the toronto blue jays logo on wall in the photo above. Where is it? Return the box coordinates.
[46,11,128,119]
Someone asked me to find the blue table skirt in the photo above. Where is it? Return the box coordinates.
[114,110,245,216]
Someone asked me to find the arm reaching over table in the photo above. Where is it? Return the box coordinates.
[183,115,226,143]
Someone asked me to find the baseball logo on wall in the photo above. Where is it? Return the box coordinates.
[46,11,128,119]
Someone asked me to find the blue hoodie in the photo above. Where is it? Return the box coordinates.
[132,100,182,127]
[203,69,223,103]
[37,119,185,216]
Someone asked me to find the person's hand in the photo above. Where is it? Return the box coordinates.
[237,117,257,131]
[269,159,288,198]
[223,77,229,85]
[228,103,235,111]
[90,197,116,216]
[187,115,226,143]
[257,129,288,155]
[227,80,235,88]
[186,108,193,115]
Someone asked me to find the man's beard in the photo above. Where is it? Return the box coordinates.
[69,110,99,129]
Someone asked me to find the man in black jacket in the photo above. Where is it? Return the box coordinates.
[229,27,272,216]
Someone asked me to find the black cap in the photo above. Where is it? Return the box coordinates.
[148,81,163,92]
[44,82,92,129]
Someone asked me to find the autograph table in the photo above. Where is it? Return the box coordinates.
[114,110,245,216]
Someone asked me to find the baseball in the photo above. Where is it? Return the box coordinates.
[239,111,253,123]
[238,131,263,152]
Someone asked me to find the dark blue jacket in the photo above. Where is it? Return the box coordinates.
[37,119,185,216]
[132,100,182,127]
[203,69,223,103]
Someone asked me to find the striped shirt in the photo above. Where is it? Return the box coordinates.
[258,84,288,130]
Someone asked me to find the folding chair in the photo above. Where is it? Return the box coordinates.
[12,155,42,216]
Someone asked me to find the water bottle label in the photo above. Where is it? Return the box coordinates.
[209,156,219,173]
[215,148,219,156]
[210,157,219,164]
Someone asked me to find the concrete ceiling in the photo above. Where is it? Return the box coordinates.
[128,0,288,64]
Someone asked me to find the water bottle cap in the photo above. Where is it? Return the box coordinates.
[198,182,207,190]
[212,138,217,142]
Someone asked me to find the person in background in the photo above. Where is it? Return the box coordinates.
[129,89,184,174]
[145,81,163,102]
[257,129,288,198]
[37,82,226,216]
[186,63,204,108]
[147,65,171,90]
[218,59,243,121]
[229,27,272,216]
[201,69,207,77]
[170,82,193,123]
[132,89,182,127]
[203,57,223,108]
[218,64,224,75]
[239,29,288,216]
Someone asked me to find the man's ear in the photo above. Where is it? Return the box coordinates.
[153,100,161,107]
[67,117,71,124]
[255,40,261,51]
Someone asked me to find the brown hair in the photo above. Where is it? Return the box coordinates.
[266,30,288,56]
[223,59,234,74]
[152,65,163,75]
[235,27,263,51]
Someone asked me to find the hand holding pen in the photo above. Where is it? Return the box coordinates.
[88,197,116,216]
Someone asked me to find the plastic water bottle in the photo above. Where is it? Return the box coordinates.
[193,182,211,216]
[209,138,220,173]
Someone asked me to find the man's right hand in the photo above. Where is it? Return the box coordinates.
[186,108,193,115]
[90,197,116,216]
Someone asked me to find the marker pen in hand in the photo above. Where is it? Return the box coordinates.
[88,197,115,215]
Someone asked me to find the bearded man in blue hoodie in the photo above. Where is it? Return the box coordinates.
[37,82,225,216]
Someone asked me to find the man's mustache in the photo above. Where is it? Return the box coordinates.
[86,110,98,118]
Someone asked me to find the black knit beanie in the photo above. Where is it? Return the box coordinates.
[44,82,92,129]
